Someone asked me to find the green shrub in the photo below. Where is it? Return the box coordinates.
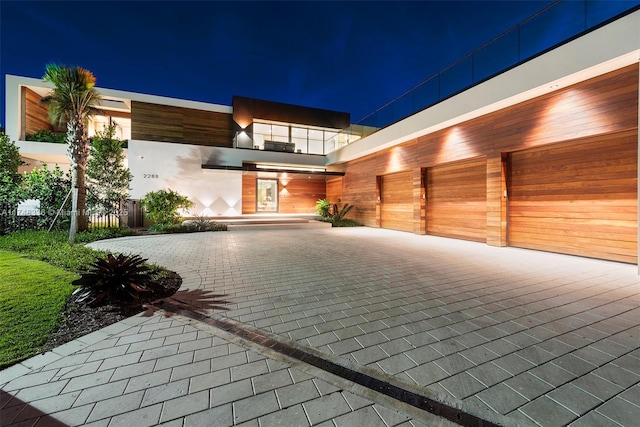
[149,221,227,234]
[72,253,151,306]
[25,129,67,144]
[0,229,134,271]
[141,189,194,227]
[19,163,72,231]
[315,198,331,218]
[316,199,358,226]
[330,218,361,227]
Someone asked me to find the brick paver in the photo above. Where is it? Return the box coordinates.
[2,227,639,426]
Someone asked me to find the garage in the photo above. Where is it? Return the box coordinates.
[426,157,487,242]
[380,171,414,232]
[508,131,637,263]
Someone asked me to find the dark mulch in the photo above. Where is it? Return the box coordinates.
[44,272,182,350]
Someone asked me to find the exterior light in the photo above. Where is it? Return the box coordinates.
[255,165,325,172]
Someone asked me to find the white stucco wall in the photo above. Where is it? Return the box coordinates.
[128,140,242,216]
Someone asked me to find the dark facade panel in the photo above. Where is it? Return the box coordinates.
[232,96,350,130]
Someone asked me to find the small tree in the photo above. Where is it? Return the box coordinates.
[0,130,24,233]
[87,124,132,226]
[140,189,194,228]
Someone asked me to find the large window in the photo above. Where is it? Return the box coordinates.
[250,120,344,155]
[257,179,278,212]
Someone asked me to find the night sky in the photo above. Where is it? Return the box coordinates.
[0,1,635,126]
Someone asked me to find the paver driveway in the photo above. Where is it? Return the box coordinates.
[83,227,640,427]
[2,227,638,427]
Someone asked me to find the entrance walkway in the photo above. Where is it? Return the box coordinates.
[2,228,639,426]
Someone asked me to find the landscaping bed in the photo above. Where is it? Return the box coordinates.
[45,270,182,350]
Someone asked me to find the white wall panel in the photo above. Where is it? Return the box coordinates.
[129,140,242,216]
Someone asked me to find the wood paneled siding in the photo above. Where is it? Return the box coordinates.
[280,178,326,214]
[339,64,638,262]
[381,171,414,232]
[426,157,487,242]
[131,101,233,147]
[508,132,637,263]
[23,87,53,138]
[242,174,257,214]
[326,177,343,205]
[242,174,326,214]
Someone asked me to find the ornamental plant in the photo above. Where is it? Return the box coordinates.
[72,253,151,306]
[315,198,331,218]
[140,189,194,228]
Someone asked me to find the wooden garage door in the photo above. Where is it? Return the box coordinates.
[508,131,637,263]
[381,171,414,232]
[426,157,487,242]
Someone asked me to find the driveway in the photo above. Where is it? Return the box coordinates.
[87,227,640,426]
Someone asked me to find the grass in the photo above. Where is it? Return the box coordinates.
[0,251,77,369]
[0,228,134,271]
[0,227,135,369]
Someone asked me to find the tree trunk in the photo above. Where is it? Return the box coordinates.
[67,117,91,236]
[77,163,89,231]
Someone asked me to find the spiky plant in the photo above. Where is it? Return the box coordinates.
[330,203,354,221]
[72,253,151,306]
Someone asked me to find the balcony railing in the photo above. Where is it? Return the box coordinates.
[334,0,640,146]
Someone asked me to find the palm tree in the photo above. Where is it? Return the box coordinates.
[40,64,101,240]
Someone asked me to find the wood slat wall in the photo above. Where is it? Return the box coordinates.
[242,174,257,214]
[242,174,326,214]
[381,171,414,232]
[509,131,637,263]
[23,87,53,137]
[426,157,487,242]
[338,64,638,261]
[279,178,326,214]
[342,157,380,227]
[326,177,343,205]
[131,101,233,147]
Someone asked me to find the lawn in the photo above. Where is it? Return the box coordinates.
[0,250,77,369]
[0,228,134,369]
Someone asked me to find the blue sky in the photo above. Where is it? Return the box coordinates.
[1,1,636,126]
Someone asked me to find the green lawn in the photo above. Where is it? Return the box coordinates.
[0,250,77,369]
[0,228,134,369]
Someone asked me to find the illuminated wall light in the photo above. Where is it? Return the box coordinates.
[435,126,478,163]
[387,146,404,173]
[524,89,609,147]
[236,119,251,129]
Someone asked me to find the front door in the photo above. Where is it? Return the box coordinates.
[257,179,278,212]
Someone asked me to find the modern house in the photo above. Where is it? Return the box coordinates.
[4,6,639,264]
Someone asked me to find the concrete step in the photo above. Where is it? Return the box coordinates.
[184,215,331,230]
[226,219,331,230]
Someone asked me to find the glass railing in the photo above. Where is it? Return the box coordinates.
[334,0,639,146]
